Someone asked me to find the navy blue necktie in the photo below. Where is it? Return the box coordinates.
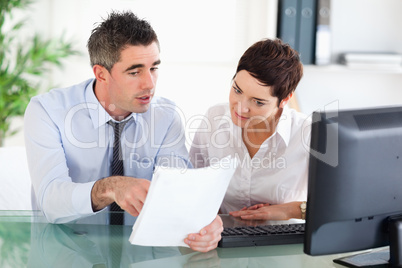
[108,119,130,225]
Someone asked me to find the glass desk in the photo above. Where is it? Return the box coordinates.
[0,210,373,267]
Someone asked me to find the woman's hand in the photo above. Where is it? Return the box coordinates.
[239,203,269,211]
[229,202,303,221]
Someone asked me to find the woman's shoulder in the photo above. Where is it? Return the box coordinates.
[205,103,230,118]
[195,103,232,131]
[285,107,311,125]
[285,107,312,143]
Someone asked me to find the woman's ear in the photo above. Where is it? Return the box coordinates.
[279,93,294,108]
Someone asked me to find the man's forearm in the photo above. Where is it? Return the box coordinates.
[91,177,116,211]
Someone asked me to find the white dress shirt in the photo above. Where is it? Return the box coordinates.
[24,78,190,223]
[189,103,311,214]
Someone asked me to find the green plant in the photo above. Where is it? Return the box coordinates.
[0,0,79,146]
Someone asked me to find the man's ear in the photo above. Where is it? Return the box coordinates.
[279,93,294,108]
[93,65,109,84]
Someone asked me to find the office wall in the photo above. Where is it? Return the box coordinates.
[5,0,278,146]
[4,0,402,146]
[296,0,402,115]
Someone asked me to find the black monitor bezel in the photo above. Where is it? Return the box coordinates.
[303,106,402,267]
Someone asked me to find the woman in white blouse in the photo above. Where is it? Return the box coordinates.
[190,39,311,221]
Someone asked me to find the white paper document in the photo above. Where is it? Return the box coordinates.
[129,156,237,247]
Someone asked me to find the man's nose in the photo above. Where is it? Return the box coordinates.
[141,71,156,90]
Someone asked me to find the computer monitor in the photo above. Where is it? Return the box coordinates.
[303,105,402,267]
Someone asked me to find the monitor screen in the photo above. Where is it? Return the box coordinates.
[303,106,402,267]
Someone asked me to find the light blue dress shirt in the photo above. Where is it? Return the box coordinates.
[24,78,191,223]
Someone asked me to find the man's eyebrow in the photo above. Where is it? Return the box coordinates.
[125,64,144,72]
[124,60,161,72]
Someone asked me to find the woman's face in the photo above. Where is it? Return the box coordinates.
[229,70,286,130]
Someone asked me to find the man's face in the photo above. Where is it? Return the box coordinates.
[105,42,160,118]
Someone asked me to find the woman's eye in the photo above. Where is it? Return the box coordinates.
[255,100,265,106]
[233,87,241,94]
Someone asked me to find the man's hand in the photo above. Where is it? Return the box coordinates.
[229,202,302,221]
[184,215,223,252]
[91,176,150,216]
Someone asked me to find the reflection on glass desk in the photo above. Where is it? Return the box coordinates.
[0,211,380,267]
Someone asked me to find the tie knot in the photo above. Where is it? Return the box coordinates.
[108,119,129,128]
[108,118,131,136]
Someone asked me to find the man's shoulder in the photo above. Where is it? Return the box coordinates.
[32,79,93,110]
[150,96,176,107]
[143,96,178,121]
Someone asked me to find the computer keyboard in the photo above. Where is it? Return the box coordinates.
[218,223,305,248]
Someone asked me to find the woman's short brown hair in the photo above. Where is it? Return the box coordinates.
[235,38,303,106]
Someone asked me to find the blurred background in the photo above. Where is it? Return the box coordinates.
[3,0,402,147]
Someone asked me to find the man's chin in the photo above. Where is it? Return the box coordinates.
[131,103,151,114]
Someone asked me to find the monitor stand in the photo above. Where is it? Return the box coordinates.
[333,215,402,268]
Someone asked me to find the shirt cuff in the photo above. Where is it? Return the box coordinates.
[72,180,97,216]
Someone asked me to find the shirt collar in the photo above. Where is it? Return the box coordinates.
[275,106,292,147]
[85,79,137,128]
[220,103,292,147]
[216,103,233,128]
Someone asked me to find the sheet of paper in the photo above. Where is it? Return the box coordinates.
[129,156,237,247]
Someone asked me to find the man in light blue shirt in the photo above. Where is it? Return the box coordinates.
[24,11,222,253]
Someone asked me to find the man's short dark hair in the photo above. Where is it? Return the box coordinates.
[87,11,159,71]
